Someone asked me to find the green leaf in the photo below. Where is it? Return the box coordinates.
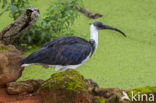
[11,0,15,4]
[2,0,7,8]
[16,0,83,47]
[9,4,17,17]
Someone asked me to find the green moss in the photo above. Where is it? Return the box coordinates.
[0,46,8,51]
[41,69,87,93]
[128,86,156,103]
[128,86,156,96]
[94,97,105,103]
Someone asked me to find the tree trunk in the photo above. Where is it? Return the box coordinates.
[0,8,40,45]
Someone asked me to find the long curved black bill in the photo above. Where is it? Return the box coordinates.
[102,25,126,37]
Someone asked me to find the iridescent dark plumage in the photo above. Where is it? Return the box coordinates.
[21,36,95,66]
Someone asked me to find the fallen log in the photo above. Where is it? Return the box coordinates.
[0,8,40,45]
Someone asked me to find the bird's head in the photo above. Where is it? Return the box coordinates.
[91,21,126,37]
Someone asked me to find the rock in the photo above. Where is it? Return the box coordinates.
[38,69,93,103]
[85,79,99,93]
[93,96,106,103]
[93,88,130,103]
[127,86,156,102]
[0,44,24,87]
[37,69,130,103]
[85,79,99,88]
[0,88,42,103]
[7,80,44,95]
[0,65,155,103]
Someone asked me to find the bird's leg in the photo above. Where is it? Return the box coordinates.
[54,66,62,71]
[61,67,69,72]
[41,64,49,69]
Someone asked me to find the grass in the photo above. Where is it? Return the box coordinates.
[0,0,156,89]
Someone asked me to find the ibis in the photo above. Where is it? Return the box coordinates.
[21,21,126,71]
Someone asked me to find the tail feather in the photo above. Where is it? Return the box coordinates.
[20,58,28,64]
[20,58,32,67]
[21,64,31,67]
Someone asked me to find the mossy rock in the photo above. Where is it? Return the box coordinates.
[128,86,156,96]
[94,97,106,103]
[0,46,8,51]
[39,69,92,103]
[128,86,156,103]
[41,69,88,94]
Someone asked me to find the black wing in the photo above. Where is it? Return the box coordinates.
[21,36,93,65]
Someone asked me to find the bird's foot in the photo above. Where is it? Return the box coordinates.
[42,65,49,69]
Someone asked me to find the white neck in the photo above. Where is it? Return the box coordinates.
[90,24,98,48]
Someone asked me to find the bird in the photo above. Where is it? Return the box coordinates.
[20,21,126,71]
